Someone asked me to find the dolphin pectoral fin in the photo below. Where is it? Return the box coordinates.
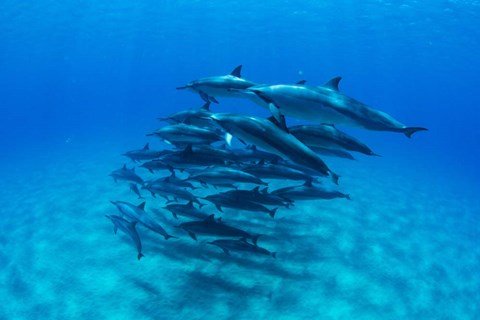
[113,226,118,234]
[222,248,231,256]
[402,127,428,138]
[268,103,283,126]
[225,133,233,147]
[176,85,189,90]
[188,231,198,241]
[199,91,210,103]
[267,108,289,133]
[209,96,219,104]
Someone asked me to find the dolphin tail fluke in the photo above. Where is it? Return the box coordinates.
[331,172,340,185]
[403,127,428,138]
[137,253,145,260]
[252,234,262,246]
[271,252,277,259]
[345,194,351,200]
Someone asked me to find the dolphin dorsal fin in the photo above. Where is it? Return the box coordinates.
[260,187,268,193]
[247,145,256,151]
[230,65,242,78]
[143,143,150,150]
[187,200,194,207]
[205,214,216,222]
[122,164,127,170]
[138,202,146,210]
[296,80,307,85]
[252,186,260,193]
[303,179,313,187]
[170,171,176,178]
[258,159,265,166]
[239,237,248,242]
[322,76,342,91]
[201,101,211,110]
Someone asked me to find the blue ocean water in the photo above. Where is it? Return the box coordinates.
[1,1,479,319]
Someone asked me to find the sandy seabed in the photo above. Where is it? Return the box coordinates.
[0,147,479,320]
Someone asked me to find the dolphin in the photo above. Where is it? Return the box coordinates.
[147,123,224,146]
[229,144,283,163]
[272,180,350,201]
[139,159,174,174]
[110,201,176,240]
[245,78,427,138]
[221,186,294,208]
[156,144,230,169]
[158,102,215,128]
[176,65,259,103]
[141,181,201,204]
[186,166,268,187]
[109,164,144,184]
[154,172,198,190]
[241,159,315,182]
[310,147,356,160]
[177,214,260,244]
[105,215,144,260]
[202,193,278,218]
[207,238,276,258]
[122,143,170,162]
[208,113,340,184]
[163,201,210,220]
[289,124,378,156]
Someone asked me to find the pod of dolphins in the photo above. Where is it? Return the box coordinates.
[106,65,427,260]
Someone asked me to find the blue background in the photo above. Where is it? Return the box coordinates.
[1,2,479,319]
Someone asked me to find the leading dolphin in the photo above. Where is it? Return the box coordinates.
[245,77,427,138]
[176,65,259,103]
[209,113,340,184]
